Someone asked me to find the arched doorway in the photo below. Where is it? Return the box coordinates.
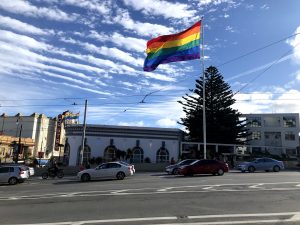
[63,138,70,166]
[132,147,144,163]
[77,144,91,166]
[104,146,117,162]
[156,147,169,163]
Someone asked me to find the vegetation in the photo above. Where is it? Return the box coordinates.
[178,66,248,148]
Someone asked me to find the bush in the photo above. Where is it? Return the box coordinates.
[144,157,151,163]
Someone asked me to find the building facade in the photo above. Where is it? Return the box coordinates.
[0,113,62,159]
[65,124,184,166]
[243,113,300,157]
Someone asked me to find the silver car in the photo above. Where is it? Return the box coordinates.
[0,166,29,185]
[237,157,285,173]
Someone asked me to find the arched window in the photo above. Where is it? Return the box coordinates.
[77,145,91,166]
[63,141,70,166]
[156,148,169,163]
[104,146,117,162]
[132,147,144,163]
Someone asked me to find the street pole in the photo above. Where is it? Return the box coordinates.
[16,124,23,164]
[80,100,88,166]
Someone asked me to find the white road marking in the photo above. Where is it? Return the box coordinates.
[10,212,300,225]
[249,183,263,188]
[1,181,300,201]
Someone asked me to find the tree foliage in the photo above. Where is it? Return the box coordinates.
[178,66,247,145]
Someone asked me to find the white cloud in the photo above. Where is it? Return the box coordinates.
[234,89,300,114]
[260,4,270,10]
[225,25,236,32]
[113,8,174,37]
[287,26,300,64]
[63,0,111,15]
[224,13,230,18]
[89,31,146,53]
[0,29,49,50]
[156,118,177,127]
[0,15,51,35]
[118,121,145,127]
[142,72,176,82]
[122,0,196,19]
[0,0,77,21]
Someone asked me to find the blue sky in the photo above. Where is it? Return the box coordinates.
[0,0,300,128]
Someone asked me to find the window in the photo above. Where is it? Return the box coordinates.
[285,132,295,141]
[156,148,169,163]
[249,117,261,127]
[132,147,144,163]
[104,147,116,162]
[0,167,9,173]
[108,163,121,168]
[252,131,261,140]
[283,116,296,127]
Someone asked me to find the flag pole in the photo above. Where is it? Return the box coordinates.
[201,16,207,159]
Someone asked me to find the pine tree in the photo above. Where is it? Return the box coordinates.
[178,66,247,146]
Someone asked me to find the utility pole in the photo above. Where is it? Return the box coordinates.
[16,124,23,164]
[80,100,88,166]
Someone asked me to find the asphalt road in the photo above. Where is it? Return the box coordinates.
[1,171,300,225]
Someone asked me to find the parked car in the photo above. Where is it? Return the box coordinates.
[6,164,34,177]
[118,161,135,173]
[237,157,284,172]
[178,159,229,176]
[77,162,134,182]
[165,159,197,175]
[0,166,29,185]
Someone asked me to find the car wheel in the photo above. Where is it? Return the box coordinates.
[172,168,179,175]
[248,166,255,173]
[217,169,224,176]
[57,171,64,179]
[273,165,280,172]
[42,172,48,179]
[81,173,91,182]
[116,172,125,180]
[8,177,18,185]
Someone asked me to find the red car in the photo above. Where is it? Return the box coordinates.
[178,159,229,176]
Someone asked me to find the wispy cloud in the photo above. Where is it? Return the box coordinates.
[287,26,300,64]
[0,0,77,21]
[0,15,52,35]
[88,31,146,53]
[122,0,196,19]
[113,8,174,37]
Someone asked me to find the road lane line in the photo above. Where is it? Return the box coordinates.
[249,183,263,188]
[11,212,300,225]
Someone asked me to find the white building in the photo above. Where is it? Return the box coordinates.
[243,113,300,157]
[65,124,184,166]
[0,113,62,159]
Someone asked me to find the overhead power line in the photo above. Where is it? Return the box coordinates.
[218,32,300,68]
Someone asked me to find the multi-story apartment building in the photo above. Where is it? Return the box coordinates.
[243,113,300,157]
[0,113,64,159]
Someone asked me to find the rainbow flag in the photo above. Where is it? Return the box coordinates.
[143,21,201,72]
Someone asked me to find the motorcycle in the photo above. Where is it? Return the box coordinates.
[42,168,64,179]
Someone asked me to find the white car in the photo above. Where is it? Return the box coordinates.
[77,162,134,182]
